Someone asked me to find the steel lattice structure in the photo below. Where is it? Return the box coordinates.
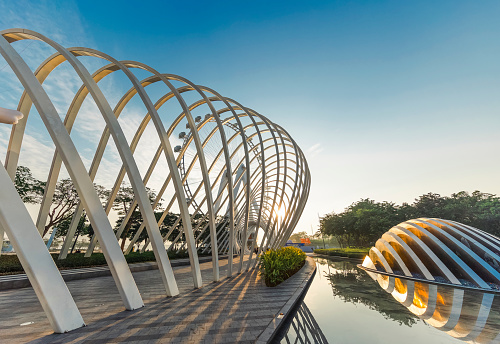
[0,29,310,333]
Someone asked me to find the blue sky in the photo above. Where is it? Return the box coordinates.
[0,0,499,234]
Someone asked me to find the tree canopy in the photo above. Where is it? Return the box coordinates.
[320,191,500,248]
[14,166,44,204]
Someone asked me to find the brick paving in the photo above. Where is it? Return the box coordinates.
[0,256,315,343]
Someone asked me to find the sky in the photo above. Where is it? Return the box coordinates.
[0,0,499,235]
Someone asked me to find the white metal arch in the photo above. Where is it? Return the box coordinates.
[0,28,310,333]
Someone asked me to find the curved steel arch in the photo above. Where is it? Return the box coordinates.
[0,28,310,333]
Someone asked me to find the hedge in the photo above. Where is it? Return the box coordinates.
[259,246,306,287]
[313,247,370,259]
[0,250,202,275]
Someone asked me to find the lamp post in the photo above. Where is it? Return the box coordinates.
[0,107,23,256]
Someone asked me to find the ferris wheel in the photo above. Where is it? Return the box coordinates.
[175,114,262,217]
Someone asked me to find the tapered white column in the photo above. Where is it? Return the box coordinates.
[0,163,84,333]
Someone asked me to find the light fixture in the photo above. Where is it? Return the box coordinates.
[0,107,23,124]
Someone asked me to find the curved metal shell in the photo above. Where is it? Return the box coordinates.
[363,218,500,289]
[362,218,500,343]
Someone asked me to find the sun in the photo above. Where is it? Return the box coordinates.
[275,206,287,221]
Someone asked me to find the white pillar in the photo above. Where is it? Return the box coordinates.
[0,164,84,333]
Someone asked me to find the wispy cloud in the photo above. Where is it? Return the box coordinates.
[0,1,191,205]
[0,1,90,47]
[306,142,323,158]
[0,0,98,180]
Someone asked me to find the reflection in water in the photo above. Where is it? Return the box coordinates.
[278,257,500,343]
[324,260,418,326]
[361,271,500,344]
[278,301,329,344]
[357,218,500,343]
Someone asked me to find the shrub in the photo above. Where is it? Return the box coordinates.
[259,246,306,287]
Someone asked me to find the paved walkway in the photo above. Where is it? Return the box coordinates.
[0,256,315,343]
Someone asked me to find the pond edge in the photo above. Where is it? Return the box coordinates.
[255,256,317,344]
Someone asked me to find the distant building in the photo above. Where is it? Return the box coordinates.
[285,240,314,252]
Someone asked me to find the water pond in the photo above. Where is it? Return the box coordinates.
[276,256,500,344]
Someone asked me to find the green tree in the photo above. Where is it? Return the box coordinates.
[54,214,94,253]
[289,231,310,242]
[14,166,109,238]
[44,179,108,237]
[320,199,401,248]
[113,185,159,250]
[14,166,44,204]
[320,191,500,247]
[121,211,183,250]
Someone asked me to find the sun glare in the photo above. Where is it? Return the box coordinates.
[275,206,287,221]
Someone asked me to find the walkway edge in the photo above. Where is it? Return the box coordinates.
[255,256,317,344]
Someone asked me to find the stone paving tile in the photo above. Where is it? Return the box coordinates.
[0,256,314,343]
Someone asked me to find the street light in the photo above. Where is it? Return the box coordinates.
[0,106,21,256]
[0,106,23,124]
